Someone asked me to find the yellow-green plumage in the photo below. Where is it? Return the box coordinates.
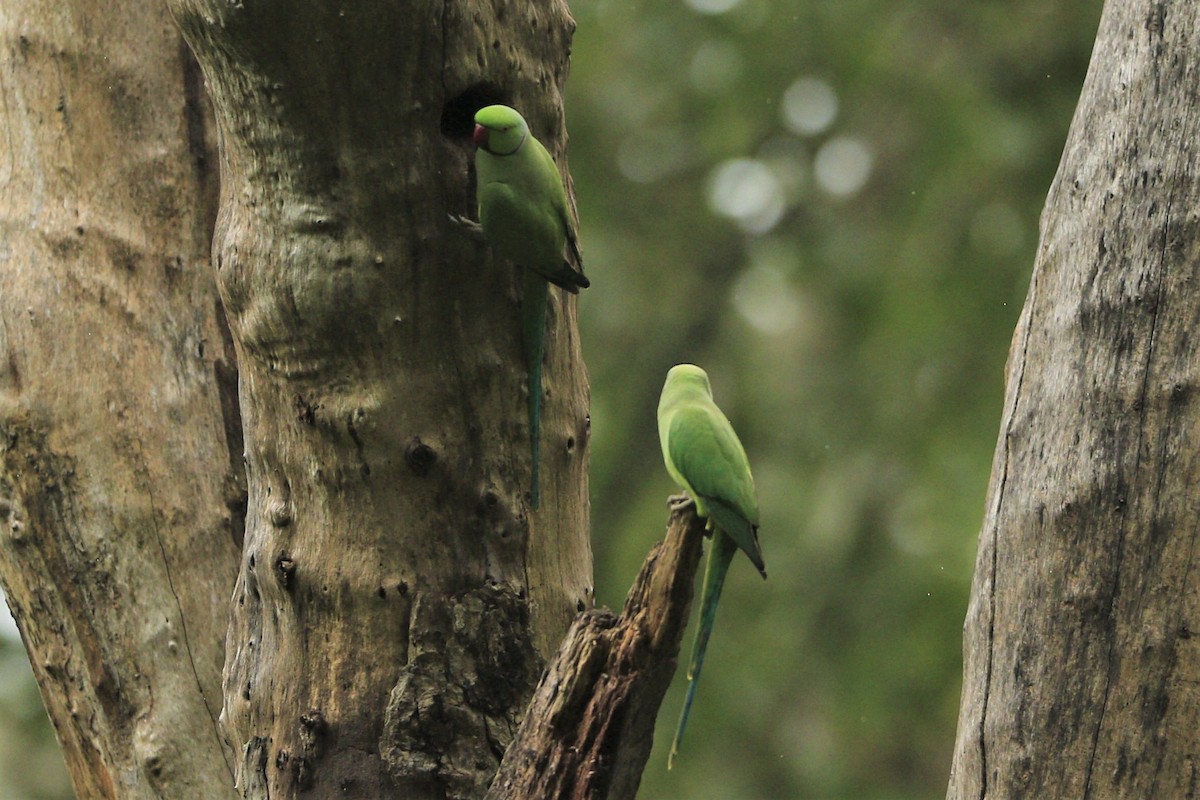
[473,104,588,509]
[473,105,588,293]
[657,363,765,768]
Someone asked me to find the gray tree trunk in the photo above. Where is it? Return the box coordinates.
[0,1,241,798]
[948,1,1200,797]
[2,0,594,797]
[486,505,706,800]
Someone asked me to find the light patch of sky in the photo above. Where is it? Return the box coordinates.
[782,77,838,136]
[707,158,786,233]
[0,590,19,642]
[685,0,741,16]
[813,136,873,197]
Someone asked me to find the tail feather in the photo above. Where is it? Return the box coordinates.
[705,496,766,578]
[522,272,549,509]
[668,531,739,769]
[545,261,588,293]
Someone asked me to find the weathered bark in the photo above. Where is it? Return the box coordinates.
[0,2,241,798]
[486,505,705,800]
[165,0,592,797]
[948,2,1200,797]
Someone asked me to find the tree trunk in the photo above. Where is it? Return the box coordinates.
[0,2,241,798]
[486,505,705,800]
[948,1,1200,797]
[166,0,592,797]
[3,0,596,796]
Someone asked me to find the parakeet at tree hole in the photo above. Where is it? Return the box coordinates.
[657,363,766,768]
[472,104,589,510]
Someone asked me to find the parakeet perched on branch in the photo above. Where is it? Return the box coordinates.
[657,363,765,768]
[472,104,589,509]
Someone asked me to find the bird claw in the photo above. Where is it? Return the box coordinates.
[668,494,695,513]
[448,213,486,241]
[667,495,713,536]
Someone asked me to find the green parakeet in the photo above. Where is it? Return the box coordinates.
[473,104,589,509]
[657,363,766,768]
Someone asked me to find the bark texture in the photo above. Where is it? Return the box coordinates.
[948,2,1200,797]
[485,505,705,800]
[0,2,241,799]
[166,0,592,796]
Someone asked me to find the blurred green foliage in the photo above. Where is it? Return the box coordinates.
[0,2,1102,798]
[569,1,1101,798]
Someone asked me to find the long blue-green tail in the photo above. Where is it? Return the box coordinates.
[522,271,549,509]
[668,530,739,768]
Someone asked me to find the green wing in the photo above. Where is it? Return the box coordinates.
[667,402,765,575]
[530,139,584,266]
[526,138,589,289]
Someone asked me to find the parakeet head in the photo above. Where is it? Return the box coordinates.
[663,364,714,399]
[473,105,529,156]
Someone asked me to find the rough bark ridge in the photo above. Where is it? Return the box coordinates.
[486,506,706,800]
[166,0,592,796]
[948,2,1200,797]
[0,2,241,798]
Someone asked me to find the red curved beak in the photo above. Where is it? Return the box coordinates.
[473,124,488,149]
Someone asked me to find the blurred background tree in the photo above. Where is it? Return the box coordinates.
[571,2,1103,798]
[0,1,1102,797]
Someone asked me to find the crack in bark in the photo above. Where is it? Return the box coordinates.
[976,252,1041,800]
[1081,192,1173,800]
[1139,217,1184,793]
[50,52,78,185]
[1150,504,1200,795]
[137,433,235,783]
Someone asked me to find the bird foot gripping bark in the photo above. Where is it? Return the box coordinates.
[447,213,486,241]
[667,493,695,514]
[669,494,711,537]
